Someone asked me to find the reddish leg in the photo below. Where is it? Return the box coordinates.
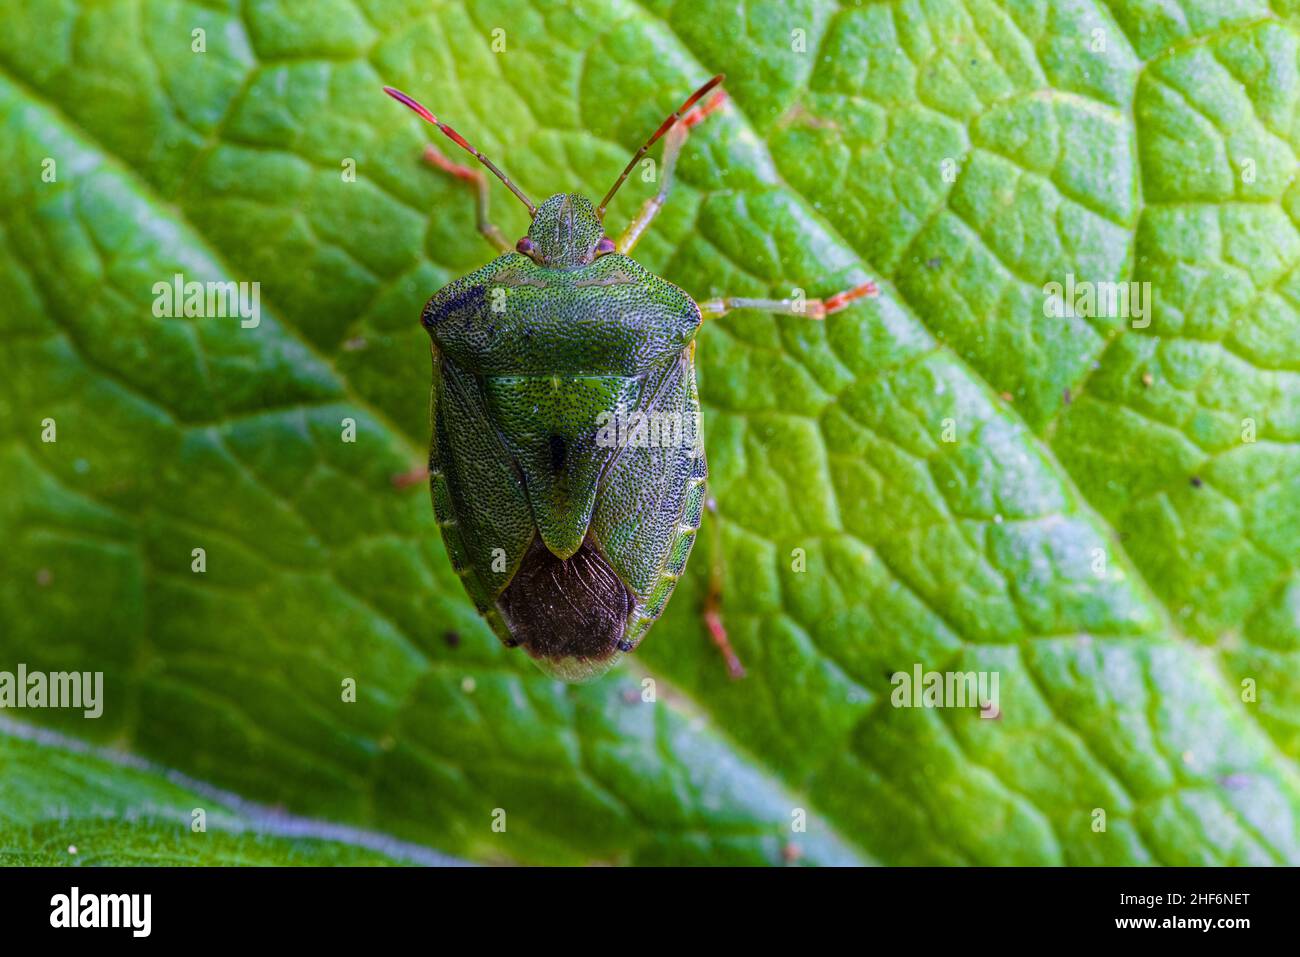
[682,88,728,131]
[698,280,880,321]
[692,276,880,678]
[422,144,513,252]
[616,89,729,255]
[704,496,745,679]
[391,465,427,490]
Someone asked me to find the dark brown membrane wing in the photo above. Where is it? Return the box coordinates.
[498,538,631,661]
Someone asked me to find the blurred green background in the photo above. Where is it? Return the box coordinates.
[1,0,1298,865]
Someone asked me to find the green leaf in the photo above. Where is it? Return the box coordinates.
[0,0,1296,865]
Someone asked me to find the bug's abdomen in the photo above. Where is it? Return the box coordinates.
[496,539,633,666]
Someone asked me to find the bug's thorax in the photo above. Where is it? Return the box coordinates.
[423,250,701,378]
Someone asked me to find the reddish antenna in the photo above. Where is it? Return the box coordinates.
[384,87,537,216]
[597,74,725,220]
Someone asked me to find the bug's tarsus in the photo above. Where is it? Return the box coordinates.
[597,74,726,220]
[391,464,429,490]
[384,86,537,216]
[681,87,728,131]
[704,570,745,679]
[698,280,880,321]
[821,280,880,315]
[703,497,745,680]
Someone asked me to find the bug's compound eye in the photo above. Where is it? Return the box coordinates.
[516,236,536,257]
[594,236,617,257]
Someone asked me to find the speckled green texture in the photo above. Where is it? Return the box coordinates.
[0,0,1297,865]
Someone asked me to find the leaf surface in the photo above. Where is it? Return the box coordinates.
[0,0,1296,864]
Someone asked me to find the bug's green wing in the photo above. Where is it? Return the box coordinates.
[430,355,535,634]
[591,348,708,646]
[482,374,641,560]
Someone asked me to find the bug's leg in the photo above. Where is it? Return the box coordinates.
[422,144,513,253]
[391,465,428,489]
[615,89,728,256]
[698,280,880,321]
[703,496,745,679]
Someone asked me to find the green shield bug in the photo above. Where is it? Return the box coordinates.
[385,75,878,682]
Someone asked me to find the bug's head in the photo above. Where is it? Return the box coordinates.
[517,193,615,268]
